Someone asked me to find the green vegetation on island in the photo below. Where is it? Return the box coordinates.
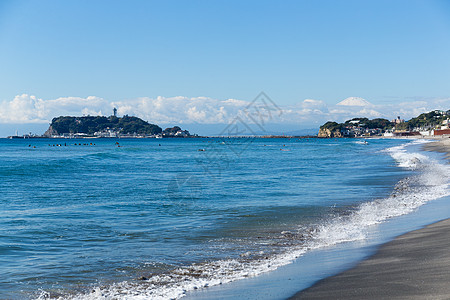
[44,115,191,138]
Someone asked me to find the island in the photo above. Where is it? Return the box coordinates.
[42,115,192,138]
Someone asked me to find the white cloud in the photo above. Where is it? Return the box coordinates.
[0,94,449,129]
[0,94,45,123]
[300,99,328,111]
[111,96,247,124]
[0,95,254,125]
[0,94,110,123]
[302,99,324,107]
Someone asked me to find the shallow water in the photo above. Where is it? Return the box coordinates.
[0,137,448,299]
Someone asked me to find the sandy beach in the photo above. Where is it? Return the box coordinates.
[291,139,450,300]
[423,138,450,159]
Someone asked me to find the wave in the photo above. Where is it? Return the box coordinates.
[311,140,449,247]
[39,140,450,300]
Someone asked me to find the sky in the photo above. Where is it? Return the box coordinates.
[1,0,450,136]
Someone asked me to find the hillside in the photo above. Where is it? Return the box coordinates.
[395,111,447,131]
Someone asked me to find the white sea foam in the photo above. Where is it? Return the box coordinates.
[310,140,449,248]
[383,139,429,169]
[44,140,450,300]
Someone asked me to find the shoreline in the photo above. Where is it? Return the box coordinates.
[422,138,450,159]
[290,139,450,300]
[290,218,450,299]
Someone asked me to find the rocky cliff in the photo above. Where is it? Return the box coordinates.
[318,128,343,138]
[43,125,57,138]
[318,121,343,138]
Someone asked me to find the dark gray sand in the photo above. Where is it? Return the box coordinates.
[291,218,450,300]
[423,139,450,159]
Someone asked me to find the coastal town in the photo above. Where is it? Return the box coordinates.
[42,125,192,139]
[318,109,450,138]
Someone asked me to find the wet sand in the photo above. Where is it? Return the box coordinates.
[423,138,450,159]
[290,218,450,299]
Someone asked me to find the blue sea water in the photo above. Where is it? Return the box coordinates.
[0,137,448,299]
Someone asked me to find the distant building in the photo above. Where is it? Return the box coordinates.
[391,116,404,124]
[434,129,450,136]
[434,110,447,115]
[113,108,117,117]
[440,118,450,130]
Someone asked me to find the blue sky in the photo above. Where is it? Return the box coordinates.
[1,0,450,135]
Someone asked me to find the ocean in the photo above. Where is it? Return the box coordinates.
[0,137,449,299]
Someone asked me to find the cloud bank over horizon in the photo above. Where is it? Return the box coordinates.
[1,94,449,130]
